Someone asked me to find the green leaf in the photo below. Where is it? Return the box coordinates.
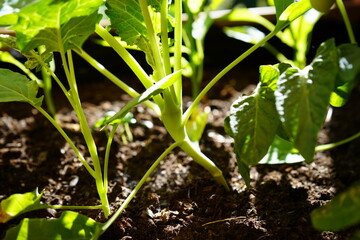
[274,0,294,20]
[4,211,103,240]
[0,68,43,107]
[275,39,338,162]
[225,65,280,165]
[0,0,39,25]
[11,0,103,52]
[0,189,44,223]
[105,70,181,125]
[259,135,304,164]
[330,43,360,107]
[311,180,360,231]
[275,0,312,30]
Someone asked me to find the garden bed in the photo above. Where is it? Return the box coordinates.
[1,65,360,239]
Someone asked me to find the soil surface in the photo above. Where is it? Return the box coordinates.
[1,67,360,240]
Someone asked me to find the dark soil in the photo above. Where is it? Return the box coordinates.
[1,67,360,240]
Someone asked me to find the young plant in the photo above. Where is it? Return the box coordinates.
[224,0,360,185]
[0,0,336,238]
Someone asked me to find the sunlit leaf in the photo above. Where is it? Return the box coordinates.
[0,189,44,223]
[4,211,103,240]
[224,65,280,166]
[311,180,360,231]
[330,43,360,107]
[0,68,43,107]
[259,135,304,164]
[275,0,312,30]
[275,39,338,162]
[11,0,103,52]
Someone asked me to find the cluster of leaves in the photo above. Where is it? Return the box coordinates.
[0,0,360,238]
[225,39,360,186]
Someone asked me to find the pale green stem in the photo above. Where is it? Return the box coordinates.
[34,106,95,177]
[64,50,110,217]
[315,131,360,151]
[73,48,160,116]
[103,124,119,192]
[94,25,153,88]
[139,0,166,79]
[336,0,356,44]
[183,30,278,123]
[95,24,164,109]
[173,0,183,100]
[160,0,171,76]
[99,141,181,234]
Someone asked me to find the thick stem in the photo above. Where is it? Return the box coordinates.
[180,139,229,190]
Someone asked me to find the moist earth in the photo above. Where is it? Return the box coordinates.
[1,69,360,240]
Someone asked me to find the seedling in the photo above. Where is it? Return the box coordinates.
[1,0,358,238]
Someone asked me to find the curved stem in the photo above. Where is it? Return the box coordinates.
[183,30,277,124]
[34,106,95,177]
[315,131,360,151]
[336,0,356,44]
[74,49,160,116]
[103,124,119,192]
[99,141,181,234]
[139,0,166,79]
[95,24,164,109]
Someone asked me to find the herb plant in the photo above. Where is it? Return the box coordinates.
[0,0,358,238]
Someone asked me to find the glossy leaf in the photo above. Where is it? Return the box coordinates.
[0,68,43,107]
[11,0,103,52]
[274,0,294,20]
[105,0,165,72]
[259,135,304,164]
[0,189,44,223]
[275,39,338,162]
[4,211,103,240]
[275,0,312,30]
[311,180,360,231]
[330,43,360,107]
[225,65,280,166]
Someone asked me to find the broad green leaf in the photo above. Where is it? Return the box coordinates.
[0,189,44,223]
[275,0,312,31]
[0,0,39,25]
[105,70,181,125]
[0,68,43,107]
[274,0,294,20]
[275,39,338,162]
[311,180,360,231]
[11,0,103,52]
[259,135,304,164]
[4,211,103,240]
[224,65,280,165]
[330,43,360,107]
[105,0,148,47]
[105,0,166,73]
